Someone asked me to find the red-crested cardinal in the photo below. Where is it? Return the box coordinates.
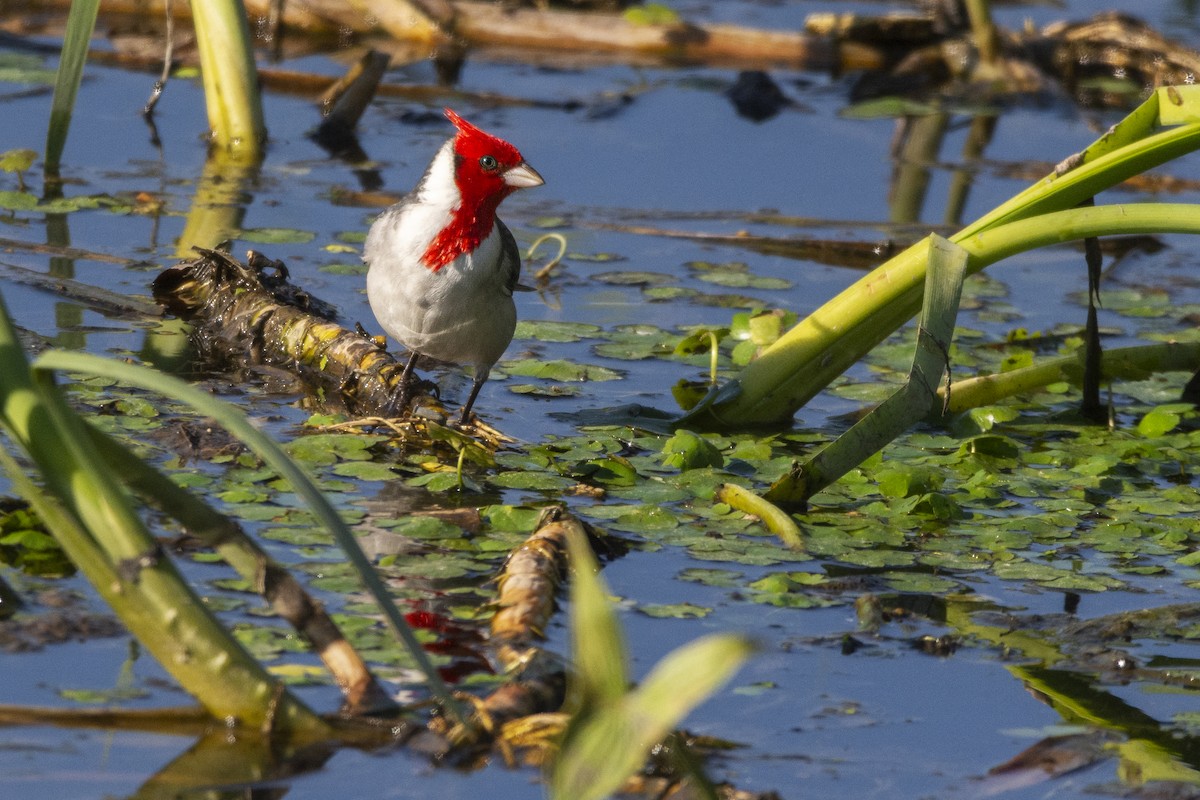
[363,108,543,424]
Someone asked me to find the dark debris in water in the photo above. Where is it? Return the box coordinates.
[0,589,123,652]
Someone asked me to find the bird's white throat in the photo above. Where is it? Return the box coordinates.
[416,140,461,212]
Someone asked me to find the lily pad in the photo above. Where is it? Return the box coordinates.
[503,359,623,382]
[239,227,317,244]
[509,383,583,397]
[514,320,604,343]
[661,430,724,471]
[638,602,712,619]
[593,270,673,286]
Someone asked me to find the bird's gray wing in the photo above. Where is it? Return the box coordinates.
[495,218,532,294]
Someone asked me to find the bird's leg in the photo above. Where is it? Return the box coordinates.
[458,374,486,425]
[389,350,420,417]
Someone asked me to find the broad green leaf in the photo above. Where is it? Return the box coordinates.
[239,227,316,244]
[637,602,711,619]
[0,191,38,210]
[0,149,36,173]
[503,359,623,382]
[661,430,724,470]
[514,320,604,342]
[623,2,680,25]
[1137,404,1194,437]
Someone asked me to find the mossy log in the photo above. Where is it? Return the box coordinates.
[152,247,410,419]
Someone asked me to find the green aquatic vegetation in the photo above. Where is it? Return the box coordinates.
[661,429,724,470]
[593,269,673,286]
[238,227,316,244]
[285,432,386,465]
[17,88,1200,789]
[318,261,368,276]
[643,285,697,302]
[510,383,583,397]
[686,86,1200,429]
[676,567,744,588]
[0,54,57,86]
[515,320,605,343]
[685,259,793,291]
[592,323,679,360]
[502,358,623,382]
[637,602,712,619]
[0,505,71,576]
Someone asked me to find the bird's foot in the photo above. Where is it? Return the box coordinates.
[385,376,441,419]
[385,381,412,418]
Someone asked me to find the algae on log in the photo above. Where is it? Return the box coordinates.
[152,247,413,418]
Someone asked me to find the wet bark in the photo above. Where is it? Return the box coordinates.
[152,247,410,418]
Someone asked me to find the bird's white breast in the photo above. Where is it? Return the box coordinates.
[363,147,517,374]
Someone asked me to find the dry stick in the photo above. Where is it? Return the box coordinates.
[22,1,1200,90]
[235,0,831,67]
[142,0,173,118]
[588,222,921,271]
[53,33,572,109]
[318,49,391,130]
[0,704,213,735]
[490,506,572,660]
[450,2,828,67]
[0,235,145,265]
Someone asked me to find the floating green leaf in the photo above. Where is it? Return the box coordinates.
[1137,403,1194,438]
[638,602,712,619]
[593,270,672,286]
[661,430,724,471]
[239,227,317,244]
[514,320,604,343]
[503,359,623,382]
[0,149,36,174]
[509,383,582,397]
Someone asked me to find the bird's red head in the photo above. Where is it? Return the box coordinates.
[423,108,543,271]
[446,108,526,201]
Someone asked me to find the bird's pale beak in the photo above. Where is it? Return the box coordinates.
[504,161,544,189]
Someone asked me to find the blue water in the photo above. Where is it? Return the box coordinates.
[4,2,1200,798]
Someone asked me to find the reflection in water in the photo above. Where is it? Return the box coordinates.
[176,149,262,257]
[43,186,84,350]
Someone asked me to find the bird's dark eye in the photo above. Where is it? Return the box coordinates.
[479,155,498,171]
